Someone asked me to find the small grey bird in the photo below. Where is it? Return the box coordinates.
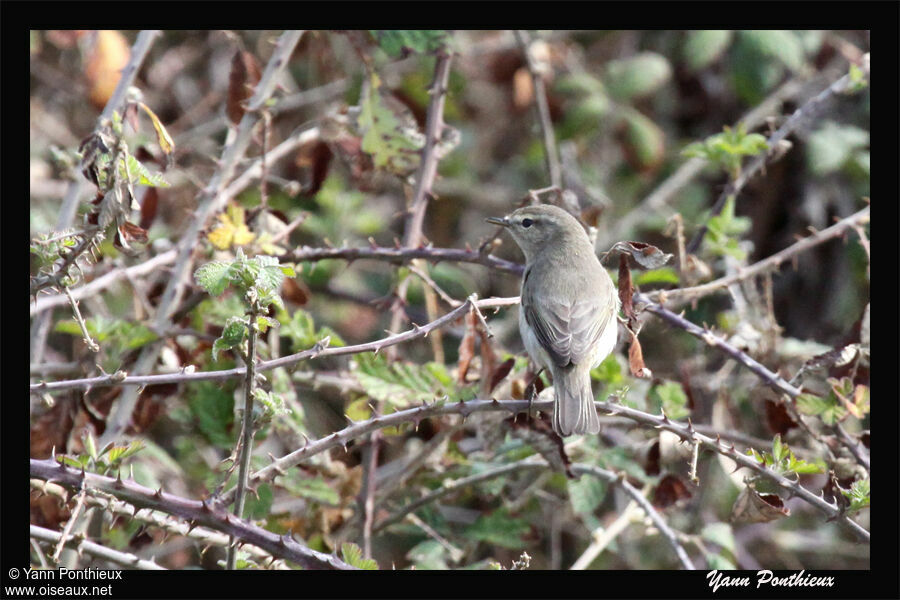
[487,204,619,436]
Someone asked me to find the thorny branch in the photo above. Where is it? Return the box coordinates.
[30,458,356,570]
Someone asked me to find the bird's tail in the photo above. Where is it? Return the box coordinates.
[552,366,600,436]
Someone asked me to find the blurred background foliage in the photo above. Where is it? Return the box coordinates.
[30,30,869,570]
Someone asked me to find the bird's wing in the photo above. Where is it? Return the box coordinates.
[522,273,615,368]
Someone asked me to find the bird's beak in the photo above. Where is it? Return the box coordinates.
[485,216,510,227]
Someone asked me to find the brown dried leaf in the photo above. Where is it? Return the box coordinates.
[488,357,515,394]
[730,486,790,523]
[618,254,635,322]
[628,330,650,378]
[612,241,673,270]
[139,187,158,230]
[227,49,262,125]
[457,312,477,384]
[765,399,797,436]
[652,473,692,509]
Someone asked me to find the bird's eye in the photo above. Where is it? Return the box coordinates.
[521,218,534,228]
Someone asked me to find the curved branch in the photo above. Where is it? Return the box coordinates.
[284,244,524,275]
[30,459,355,570]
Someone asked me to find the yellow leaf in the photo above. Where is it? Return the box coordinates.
[207,203,256,250]
[139,102,175,155]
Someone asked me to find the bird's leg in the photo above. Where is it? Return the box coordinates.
[524,368,544,423]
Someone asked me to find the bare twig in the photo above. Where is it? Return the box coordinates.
[63,286,99,353]
[30,459,356,570]
[513,30,561,188]
[50,486,88,564]
[570,499,641,570]
[32,525,167,571]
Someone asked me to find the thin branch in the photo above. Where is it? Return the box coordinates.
[226,300,261,570]
[30,459,356,570]
[50,486,88,564]
[32,296,519,394]
[284,244,523,275]
[635,292,802,399]
[647,206,870,306]
[30,479,288,569]
[570,499,640,570]
[572,466,695,570]
[32,525,166,571]
[513,30,561,188]
[31,249,177,316]
[686,55,870,254]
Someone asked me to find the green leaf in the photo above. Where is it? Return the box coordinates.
[194,261,235,296]
[465,508,531,550]
[357,71,428,178]
[633,267,680,286]
[341,542,379,570]
[683,30,733,71]
[621,110,665,169]
[652,381,690,420]
[406,540,450,570]
[352,353,474,409]
[604,52,672,100]
[590,354,623,385]
[212,316,247,361]
[568,474,608,516]
[244,484,273,520]
[105,440,145,466]
[842,479,870,512]
[120,153,169,188]
[187,381,235,448]
[283,475,341,506]
[369,30,450,57]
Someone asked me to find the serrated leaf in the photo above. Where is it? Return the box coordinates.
[341,542,379,570]
[604,52,672,100]
[352,353,474,409]
[194,261,234,296]
[284,476,341,506]
[683,30,733,71]
[212,316,247,361]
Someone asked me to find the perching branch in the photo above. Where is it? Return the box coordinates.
[30,458,356,570]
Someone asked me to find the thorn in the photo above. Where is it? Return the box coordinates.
[280,533,291,546]
[154,487,163,499]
